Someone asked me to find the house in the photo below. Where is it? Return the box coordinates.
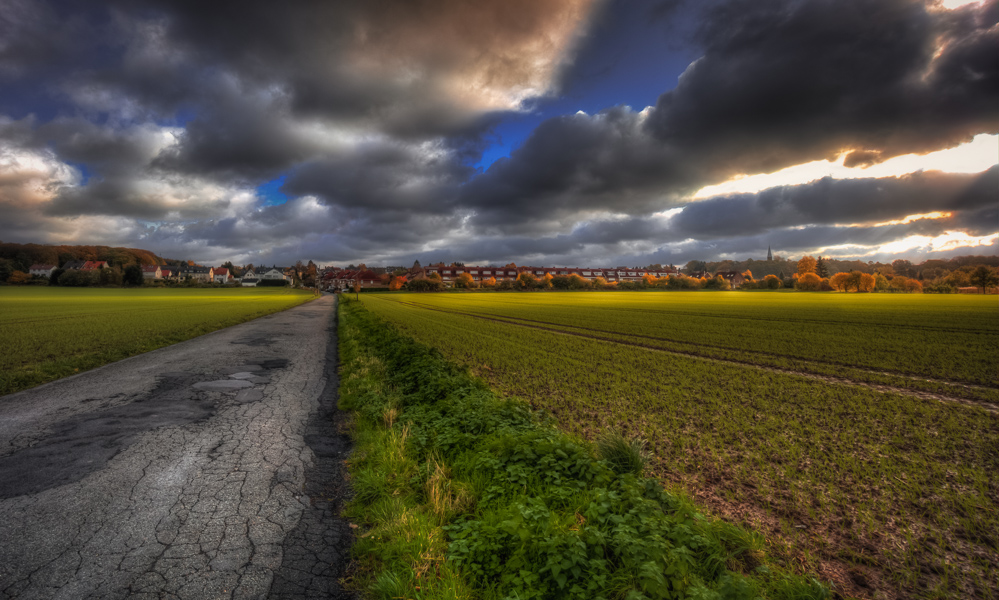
[62,260,87,270]
[714,271,746,288]
[177,265,214,282]
[256,267,287,281]
[29,264,57,278]
[241,277,260,287]
[213,268,231,284]
[141,265,162,280]
[81,261,108,270]
[159,266,177,279]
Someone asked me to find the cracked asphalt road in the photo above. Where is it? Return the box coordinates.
[0,295,355,599]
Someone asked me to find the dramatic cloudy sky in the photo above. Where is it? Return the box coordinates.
[1,0,996,267]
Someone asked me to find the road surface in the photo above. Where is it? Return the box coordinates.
[0,295,354,599]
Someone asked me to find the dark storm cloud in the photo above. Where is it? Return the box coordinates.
[283,141,474,213]
[644,0,998,171]
[463,0,997,232]
[462,106,693,231]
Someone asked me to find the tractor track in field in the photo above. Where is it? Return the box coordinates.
[379,298,999,415]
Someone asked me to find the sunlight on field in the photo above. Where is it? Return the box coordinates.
[0,287,315,396]
[360,291,999,598]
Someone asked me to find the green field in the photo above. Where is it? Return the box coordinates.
[359,291,999,599]
[0,287,316,396]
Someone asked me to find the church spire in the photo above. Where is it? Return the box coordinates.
[767,245,773,261]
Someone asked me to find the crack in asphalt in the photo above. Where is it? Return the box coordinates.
[0,295,355,599]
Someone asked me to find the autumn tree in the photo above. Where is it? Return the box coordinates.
[517,272,538,289]
[389,275,407,290]
[857,272,876,292]
[829,272,850,291]
[7,270,31,284]
[795,272,823,291]
[456,272,478,288]
[481,276,497,288]
[797,255,817,276]
[763,274,782,289]
[970,265,999,293]
[742,269,753,281]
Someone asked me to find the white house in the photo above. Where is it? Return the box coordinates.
[241,277,259,287]
[256,267,288,281]
[213,267,231,284]
[29,264,57,278]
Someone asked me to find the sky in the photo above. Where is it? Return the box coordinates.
[0,0,996,268]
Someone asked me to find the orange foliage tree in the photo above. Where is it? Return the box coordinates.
[829,272,850,291]
[482,276,497,288]
[389,275,407,290]
[795,272,823,291]
[455,272,477,288]
[7,270,32,284]
[797,255,817,276]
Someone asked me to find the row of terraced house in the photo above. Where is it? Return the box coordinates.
[320,263,687,291]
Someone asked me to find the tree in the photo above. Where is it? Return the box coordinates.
[389,275,407,290]
[7,270,31,284]
[684,260,707,274]
[123,265,144,286]
[797,255,817,276]
[815,257,829,278]
[970,265,999,293]
[456,272,478,288]
[892,259,914,278]
[857,272,876,292]
[517,272,538,289]
[567,273,591,289]
[481,276,497,288]
[742,269,753,281]
[763,274,782,289]
[795,272,823,291]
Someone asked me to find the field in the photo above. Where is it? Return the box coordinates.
[359,291,999,599]
[0,287,316,396]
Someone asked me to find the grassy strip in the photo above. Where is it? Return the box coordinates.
[339,297,830,599]
[0,287,316,396]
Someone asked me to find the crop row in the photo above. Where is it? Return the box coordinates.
[375,292,999,387]
[359,293,999,599]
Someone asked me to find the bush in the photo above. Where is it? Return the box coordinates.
[257,278,290,286]
[407,278,444,292]
[56,270,97,287]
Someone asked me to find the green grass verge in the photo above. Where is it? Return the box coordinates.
[0,287,316,396]
[339,297,830,599]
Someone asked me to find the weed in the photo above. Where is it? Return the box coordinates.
[596,429,648,476]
